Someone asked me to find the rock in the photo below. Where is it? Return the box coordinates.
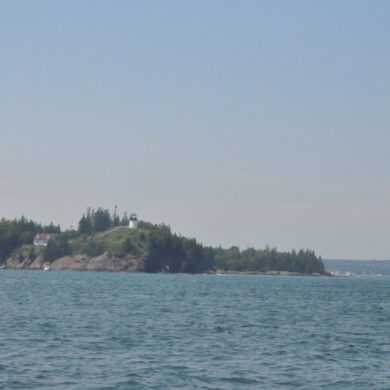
[43,253,146,272]
[6,255,30,269]
[29,256,44,269]
[3,252,147,272]
[50,255,90,271]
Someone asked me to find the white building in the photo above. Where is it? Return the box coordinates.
[129,213,138,229]
[33,233,56,246]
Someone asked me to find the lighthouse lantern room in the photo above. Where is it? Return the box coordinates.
[129,213,138,229]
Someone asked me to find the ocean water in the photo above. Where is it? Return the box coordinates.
[0,271,389,389]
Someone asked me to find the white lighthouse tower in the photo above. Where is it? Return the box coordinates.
[129,213,138,229]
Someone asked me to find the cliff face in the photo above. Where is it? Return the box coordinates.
[4,253,146,272]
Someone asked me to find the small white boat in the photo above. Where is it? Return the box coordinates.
[43,266,50,271]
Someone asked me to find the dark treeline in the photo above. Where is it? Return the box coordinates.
[212,246,325,274]
[142,223,211,273]
[78,207,131,235]
[0,210,327,274]
[134,222,325,274]
[43,235,72,262]
[0,217,60,263]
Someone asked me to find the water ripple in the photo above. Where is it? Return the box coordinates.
[0,271,389,389]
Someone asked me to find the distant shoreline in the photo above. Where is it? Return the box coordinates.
[2,252,330,276]
[213,270,331,277]
[2,253,328,276]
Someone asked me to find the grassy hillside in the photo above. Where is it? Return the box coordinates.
[68,223,211,273]
[70,227,149,257]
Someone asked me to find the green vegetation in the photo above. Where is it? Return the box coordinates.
[0,209,326,274]
[0,217,60,263]
[213,246,325,274]
[78,207,130,235]
[71,227,146,258]
[143,224,210,273]
[44,235,72,262]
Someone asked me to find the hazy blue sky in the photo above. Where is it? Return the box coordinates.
[1,1,389,259]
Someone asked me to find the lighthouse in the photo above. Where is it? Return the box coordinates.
[129,213,138,229]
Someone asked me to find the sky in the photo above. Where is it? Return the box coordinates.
[1,1,389,259]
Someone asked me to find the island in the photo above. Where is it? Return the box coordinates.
[0,208,329,276]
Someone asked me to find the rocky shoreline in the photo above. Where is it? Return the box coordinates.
[1,254,330,276]
[2,253,146,273]
[214,270,331,277]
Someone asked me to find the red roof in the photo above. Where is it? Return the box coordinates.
[34,233,56,241]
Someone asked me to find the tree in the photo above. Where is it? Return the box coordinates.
[122,238,139,256]
[78,214,93,235]
[121,211,129,226]
[84,239,104,257]
[92,208,112,232]
[28,246,36,261]
[112,206,120,226]
[44,235,72,262]
[0,224,21,263]
[45,222,61,234]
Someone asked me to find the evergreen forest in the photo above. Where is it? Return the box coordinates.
[0,208,326,275]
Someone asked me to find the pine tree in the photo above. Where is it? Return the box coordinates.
[121,211,129,226]
[93,208,111,232]
[28,246,36,260]
[78,214,93,235]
